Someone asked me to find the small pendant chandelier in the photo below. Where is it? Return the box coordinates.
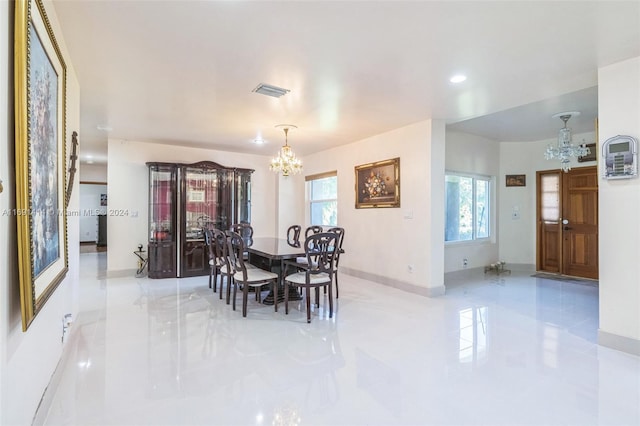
[544,111,591,172]
[270,124,302,177]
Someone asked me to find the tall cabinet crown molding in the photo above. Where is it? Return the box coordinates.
[146,160,253,279]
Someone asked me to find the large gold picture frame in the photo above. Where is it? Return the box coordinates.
[355,157,400,208]
[15,0,68,331]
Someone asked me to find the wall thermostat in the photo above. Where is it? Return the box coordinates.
[602,135,638,179]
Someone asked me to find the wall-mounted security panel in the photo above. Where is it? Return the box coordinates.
[602,135,638,179]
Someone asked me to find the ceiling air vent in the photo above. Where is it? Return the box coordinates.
[252,83,290,98]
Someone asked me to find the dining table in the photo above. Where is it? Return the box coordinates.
[246,237,305,304]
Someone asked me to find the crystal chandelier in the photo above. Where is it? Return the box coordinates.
[270,124,302,176]
[544,112,591,172]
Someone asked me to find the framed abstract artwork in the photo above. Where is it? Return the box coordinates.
[15,0,68,330]
[355,157,400,208]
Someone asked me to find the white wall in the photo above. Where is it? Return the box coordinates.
[107,140,278,272]
[597,56,640,353]
[301,120,446,295]
[276,174,304,238]
[444,131,500,273]
[498,131,596,268]
[80,163,107,182]
[0,1,81,423]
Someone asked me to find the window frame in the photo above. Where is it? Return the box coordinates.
[306,171,338,227]
[444,171,493,245]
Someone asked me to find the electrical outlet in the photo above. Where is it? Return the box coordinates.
[62,313,72,343]
[463,258,468,268]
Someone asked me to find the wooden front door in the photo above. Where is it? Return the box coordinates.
[536,166,598,279]
[562,166,599,278]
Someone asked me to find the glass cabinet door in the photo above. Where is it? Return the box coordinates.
[181,167,234,277]
[236,170,252,224]
[216,169,233,231]
[184,167,218,239]
[149,165,176,243]
[148,163,177,278]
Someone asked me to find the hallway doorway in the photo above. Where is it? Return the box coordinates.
[79,182,107,248]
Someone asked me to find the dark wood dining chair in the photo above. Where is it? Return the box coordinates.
[230,222,253,260]
[296,225,324,265]
[287,225,302,247]
[326,227,345,298]
[205,228,216,290]
[227,231,280,316]
[305,225,323,238]
[283,232,338,323]
[211,229,234,303]
[230,222,253,245]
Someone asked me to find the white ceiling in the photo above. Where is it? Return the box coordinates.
[52,1,640,165]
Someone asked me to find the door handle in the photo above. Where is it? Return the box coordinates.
[564,226,572,231]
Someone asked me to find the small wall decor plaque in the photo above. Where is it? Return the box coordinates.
[506,174,526,187]
[577,143,596,162]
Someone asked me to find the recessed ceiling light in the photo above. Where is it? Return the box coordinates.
[449,74,467,83]
[96,125,112,132]
[253,138,265,145]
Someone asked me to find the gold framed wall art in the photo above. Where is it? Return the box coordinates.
[355,157,400,208]
[15,0,68,330]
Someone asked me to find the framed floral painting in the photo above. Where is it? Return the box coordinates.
[355,158,400,208]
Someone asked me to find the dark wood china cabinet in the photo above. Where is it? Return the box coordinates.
[147,161,253,279]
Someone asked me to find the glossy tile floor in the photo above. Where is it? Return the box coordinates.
[38,253,640,425]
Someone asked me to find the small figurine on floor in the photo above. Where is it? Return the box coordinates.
[484,261,511,275]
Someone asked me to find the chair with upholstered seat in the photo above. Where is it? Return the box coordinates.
[227,231,280,316]
[283,232,338,323]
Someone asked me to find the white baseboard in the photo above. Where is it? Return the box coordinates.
[32,324,80,425]
[341,267,445,297]
[598,329,640,356]
[105,268,136,279]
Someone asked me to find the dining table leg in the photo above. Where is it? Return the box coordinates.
[251,256,301,305]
